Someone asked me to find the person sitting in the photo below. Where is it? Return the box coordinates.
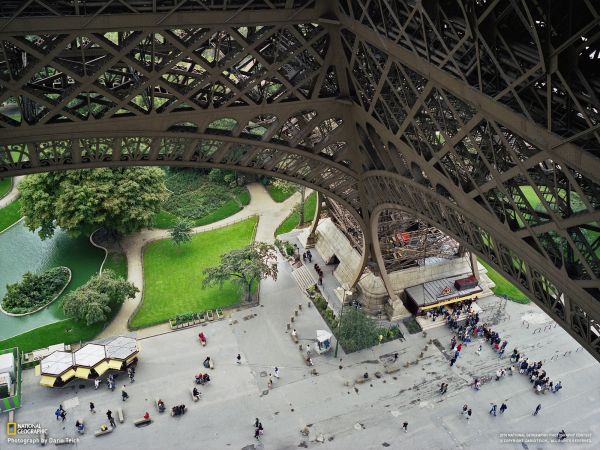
[203,357,211,368]
[195,373,203,382]
[157,399,165,412]
[192,387,200,399]
[100,424,109,432]
[198,332,206,342]
[202,373,210,383]
[143,411,150,420]
[172,406,179,416]
[75,420,84,434]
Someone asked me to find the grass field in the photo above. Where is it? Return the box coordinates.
[0,198,21,232]
[0,178,11,198]
[103,252,128,279]
[479,258,530,304]
[130,216,258,329]
[267,184,296,202]
[275,192,317,236]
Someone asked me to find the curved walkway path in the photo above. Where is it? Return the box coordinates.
[99,183,308,338]
[0,176,24,208]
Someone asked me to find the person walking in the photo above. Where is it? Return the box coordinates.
[268,378,273,389]
[236,354,241,364]
[442,383,448,394]
[107,410,116,428]
[60,409,67,422]
[466,409,472,422]
[393,352,398,362]
[500,403,507,414]
[402,421,408,433]
[533,404,542,416]
[89,402,95,413]
[254,418,260,428]
[489,404,497,416]
[55,407,62,421]
[450,356,457,367]
[94,378,101,390]
[461,404,468,416]
[128,367,135,383]
[254,427,260,440]
[274,367,280,378]
[307,250,312,262]
[121,385,129,401]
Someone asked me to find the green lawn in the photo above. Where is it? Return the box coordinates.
[275,192,317,236]
[130,216,258,329]
[0,178,11,198]
[0,198,21,232]
[267,184,296,202]
[0,318,108,354]
[479,258,530,304]
[103,252,128,279]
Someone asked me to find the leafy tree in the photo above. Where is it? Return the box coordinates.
[203,242,278,302]
[337,308,379,353]
[62,270,138,325]
[170,218,193,247]
[19,167,168,239]
[293,185,308,225]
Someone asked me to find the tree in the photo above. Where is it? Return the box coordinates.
[337,308,379,353]
[202,242,278,302]
[293,185,307,226]
[170,219,193,247]
[62,270,138,325]
[19,167,168,239]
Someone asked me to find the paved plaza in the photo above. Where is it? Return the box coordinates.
[2,254,600,450]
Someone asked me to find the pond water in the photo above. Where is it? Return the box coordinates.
[0,222,104,339]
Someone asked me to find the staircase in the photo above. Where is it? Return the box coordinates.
[292,265,317,297]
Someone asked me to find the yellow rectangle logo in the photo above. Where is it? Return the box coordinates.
[7,422,17,436]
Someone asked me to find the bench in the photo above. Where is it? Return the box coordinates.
[355,375,371,384]
[216,308,224,319]
[117,408,124,423]
[384,364,401,374]
[133,418,153,427]
[291,334,299,344]
[199,312,206,323]
[94,426,114,437]
[207,310,214,321]
[209,359,214,370]
[191,389,200,402]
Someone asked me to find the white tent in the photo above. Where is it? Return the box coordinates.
[315,330,333,354]
[316,330,332,343]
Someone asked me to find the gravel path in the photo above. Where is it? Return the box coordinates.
[99,183,307,337]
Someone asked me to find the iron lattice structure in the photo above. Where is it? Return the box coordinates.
[1,1,600,360]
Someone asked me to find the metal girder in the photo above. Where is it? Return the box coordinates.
[1,0,600,361]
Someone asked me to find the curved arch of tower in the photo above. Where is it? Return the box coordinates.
[1,0,599,361]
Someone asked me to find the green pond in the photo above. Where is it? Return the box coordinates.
[0,222,104,339]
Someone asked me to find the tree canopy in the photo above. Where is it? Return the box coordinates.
[170,218,193,247]
[203,242,278,302]
[337,308,379,353]
[19,167,168,239]
[62,270,138,325]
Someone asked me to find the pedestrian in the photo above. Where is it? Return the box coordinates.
[318,275,323,286]
[393,352,398,362]
[268,378,273,389]
[258,422,264,435]
[60,410,67,421]
[274,367,280,378]
[402,421,408,433]
[94,378,100,389]
[495,369,502,381]
[236,354,241,364]
[306,344,311,357]
[461,404,468,416]
[439,383,444,393]
[557,430,567,441]
[254,427,260,440]
[442,383,448,394]
[533,404,542,416]
[466,408,472,422]
[476,344,482,355]
[128,368,134,383]
[89,402,95,413]
[307,250,312,262]
[450,356,457,367]
[500,403,507,414]
[121,385,129,401]
[254,418,260,428]
[498,347,505,358]
[302,252,306,262]
[54,407,62,421]
[489,404,497,416]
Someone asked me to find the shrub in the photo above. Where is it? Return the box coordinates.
[2,267,70,314]
[337,308,379,353]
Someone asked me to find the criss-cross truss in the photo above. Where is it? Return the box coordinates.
[1,0,599,361]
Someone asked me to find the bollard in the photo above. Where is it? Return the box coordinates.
[287,323,290,330]
[298,304,302,310]
[308,302,311,308]
[291,316,295,323]
[419,352,424,358]
[295,310,298,317]
[299,344,303,352]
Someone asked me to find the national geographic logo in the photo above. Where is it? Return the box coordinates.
[5,422,46,435]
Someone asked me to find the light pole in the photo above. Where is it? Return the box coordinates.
[334,283,353,358]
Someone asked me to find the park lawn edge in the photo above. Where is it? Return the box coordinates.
[275,192,317,236]
[267,184,295,202]
[478,258,530,304]
[129,216,258,329]
[0,198,22,233]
